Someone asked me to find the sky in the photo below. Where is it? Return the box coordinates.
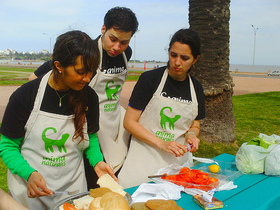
[1,0,280,66]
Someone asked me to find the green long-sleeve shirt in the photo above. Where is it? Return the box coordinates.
[0,133,103,181]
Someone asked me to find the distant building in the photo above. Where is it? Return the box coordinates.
[0,48,49,56]
[0,49,12,55]
[40,49,49,55]
[0,49,18,55]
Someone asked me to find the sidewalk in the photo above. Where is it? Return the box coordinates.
[120,76,280,109]
[1,76,280,122]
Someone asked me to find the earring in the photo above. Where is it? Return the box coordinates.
[59,71,62,73]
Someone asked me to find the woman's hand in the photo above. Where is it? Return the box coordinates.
[94,161,118,183]
[159,141,188,157]
[27,171,53,198]
[185,120,201,152]
[186,133,200,152]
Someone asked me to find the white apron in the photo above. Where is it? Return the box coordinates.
[8,71,89,210]
[88,37,130,172]
[118,69,198,188]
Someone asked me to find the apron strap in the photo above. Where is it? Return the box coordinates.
[189,76,197,104]
[154,68,169,96]
[24,71,52,147]
[33,71,52,112]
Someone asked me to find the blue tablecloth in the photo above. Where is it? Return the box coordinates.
[124,153,280,210]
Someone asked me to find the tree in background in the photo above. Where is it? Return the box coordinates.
[189,0,235,143]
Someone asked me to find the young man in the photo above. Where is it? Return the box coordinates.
[29,6,139,189]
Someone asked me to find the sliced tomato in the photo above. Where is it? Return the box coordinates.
[196,172,209,179]
[63,203,77,210]
[190,169,201,174]
[176,177,186,183]
[192,177,207,185]
[161,168,219,191]
[180,173,192,182]
[205,178,219,188]
[161,173,168,179]
[164,175,179,184]
[207,177,219,183]
[167,175,178,181]
[179,167,191,174]
[185,171,197,178]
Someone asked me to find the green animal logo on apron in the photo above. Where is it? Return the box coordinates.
[160,106,181,130]
[105,80,121,100]
[41,127,69,153]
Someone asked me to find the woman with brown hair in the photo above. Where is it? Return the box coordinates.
[119,28,205,188]
[0,30,116,209]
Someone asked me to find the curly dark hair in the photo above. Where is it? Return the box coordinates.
[104,6,139,36]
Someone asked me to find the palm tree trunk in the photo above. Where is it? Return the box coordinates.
[189,0,235,143]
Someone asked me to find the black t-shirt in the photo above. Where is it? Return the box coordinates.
[34,36,132,77]
[0,77,99,139]
[129,66,206,120]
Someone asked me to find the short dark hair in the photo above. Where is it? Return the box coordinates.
[168,29,201,59]
[104,6,139,36]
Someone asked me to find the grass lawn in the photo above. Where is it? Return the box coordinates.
[194,91,280,158]
[0,66,279,193]
[0,67,34,85]
[0,67,142,85]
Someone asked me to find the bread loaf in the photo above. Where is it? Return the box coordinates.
[154,203,184,210]
[90,187,112,198]
[145,199,177,209]
[131,202,150,210]
[145,199,184,210]
[72,195,94,210]
[89,197,102,209]
[97,174,126,196]
[89,192,130,210]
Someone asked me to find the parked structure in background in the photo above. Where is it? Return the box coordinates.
[268,70,280,76]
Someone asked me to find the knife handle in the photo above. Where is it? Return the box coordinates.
[148,174,167,178]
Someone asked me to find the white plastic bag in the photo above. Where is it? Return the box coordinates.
[235,134,278,174]
[265,144,280,175]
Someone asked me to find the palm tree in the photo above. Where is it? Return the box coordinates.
[189,0,235,143]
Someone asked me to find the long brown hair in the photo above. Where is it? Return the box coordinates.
[51,30,100,141]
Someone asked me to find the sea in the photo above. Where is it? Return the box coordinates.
[1,60,279,73]
[128,62,280,73]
